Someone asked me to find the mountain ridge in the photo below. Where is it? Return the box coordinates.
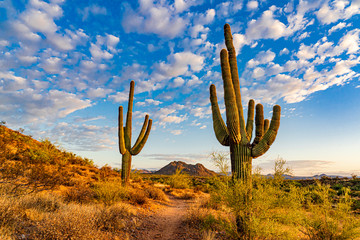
[154,161,217,177]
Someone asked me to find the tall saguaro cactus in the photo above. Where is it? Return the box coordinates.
[210,24,281,182]
[118,81,152,184]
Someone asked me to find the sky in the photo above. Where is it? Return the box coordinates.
[1,0,360,176]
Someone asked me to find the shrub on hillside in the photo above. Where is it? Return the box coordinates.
[92,181,129,205]
[168,168,191,189]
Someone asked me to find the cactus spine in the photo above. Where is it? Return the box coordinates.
[210,24,281,182]
[118,81,152,184]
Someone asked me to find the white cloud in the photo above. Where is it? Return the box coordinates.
[137,99,163,106]
[215,1,242,18]
[247,50,276,68]
[87,87,112,98]
[153,106,187,125]
[43,122,115,151]
[79,4,107,21]
[280,48,289,55]
[247,1,258,11]
[195,8,215,25]
[232,33,248,53]
[171,77,185,87]
[296,44,316,60]
[252,67,265,79]
[328,22,352,34]
[317,0,360,25]
[40,57,62,74]
[174,0,201,13]
[186,75,202,86]
[9,1,88,51]
[0,71,27,91]
[170,129,183,135]
[18,55,38,64]
[246,8,286,40]
[0,88,92,124]
[21,9,57,33]
[90,43,113,60]
[338,29,360,54]
[190,24,209,38]
[108,91,129,103]
[122,1,188,38]
[146,99,162,105]
[154,51,204,80]
[11,21,42,41]
[0,40,9,47]
[29,0,63,18]
[297,31,310,40]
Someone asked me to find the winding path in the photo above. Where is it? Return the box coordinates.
[131,195,200,240]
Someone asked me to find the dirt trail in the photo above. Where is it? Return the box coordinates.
[131,195,200,240]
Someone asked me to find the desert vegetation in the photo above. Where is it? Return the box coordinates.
[0,124,171,239]
[186,158,360,239]
[1,123,360,239]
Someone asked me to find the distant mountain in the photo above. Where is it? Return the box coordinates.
[154,161,217,177]
[135,169,153,174]
[265,173,345,180]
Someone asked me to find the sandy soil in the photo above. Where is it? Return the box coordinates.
[130,195,201,240]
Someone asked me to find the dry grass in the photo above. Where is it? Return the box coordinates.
[0,190,139,240]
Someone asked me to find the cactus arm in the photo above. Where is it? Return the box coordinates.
[125,81,135,149]
[253,104,264,145]
[130,119,152,155]
[246,99,255,141]
[131,115,150,151]
[118,106,127,154]
[224,23,247,140]
[210,84,230,146]
[264,119,269,133]
[220,49,241,144]
[251,105,281,158]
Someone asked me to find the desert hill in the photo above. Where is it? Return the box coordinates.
[0,124,118,190]
[155,161,217,177]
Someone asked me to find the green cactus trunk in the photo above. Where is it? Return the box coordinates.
[118,81,152,184]
[231,143,252,182]
[121,152,132,183]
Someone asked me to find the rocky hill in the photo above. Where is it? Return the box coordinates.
[0,124,118,190]
[154,161,217,177]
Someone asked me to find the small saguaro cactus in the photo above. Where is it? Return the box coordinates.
[118,81,152,184]
[210,24,281,182]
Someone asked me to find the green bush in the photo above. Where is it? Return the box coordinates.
[192,159,360,239]
[92,181,129,205]
[168,168,191,189]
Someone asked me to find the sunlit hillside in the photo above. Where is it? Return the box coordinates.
[0,124,118,191]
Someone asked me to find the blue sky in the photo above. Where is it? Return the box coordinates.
[1,0,360,176]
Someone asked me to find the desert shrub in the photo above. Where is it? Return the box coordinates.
[210,151,230,176]
[143,186,169,201]
[130,169,143,182]
[129,189,148,205]
[168,168,191,189]
[0,196,21,229]
[170,189,197,200]
[201,159,360,239]
[27,204,104,240]
[96,202,137,232]
[186,198,235,237]
[63,185,95,204]
[19,192,62,212]
[92,181,129,205]
[302,186,360,239]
